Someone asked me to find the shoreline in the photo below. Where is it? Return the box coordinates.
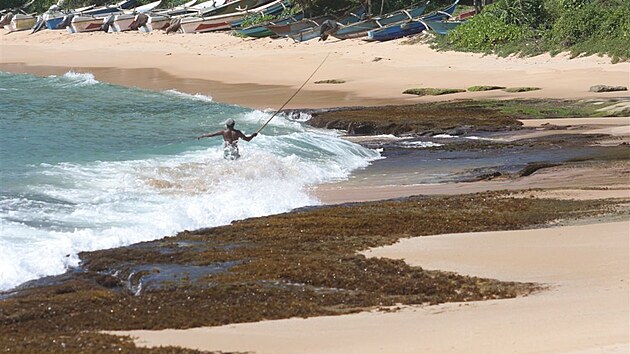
[2,31,629,110]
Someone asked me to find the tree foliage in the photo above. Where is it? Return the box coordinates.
[434,0,629,61]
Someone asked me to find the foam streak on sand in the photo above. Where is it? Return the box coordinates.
[117,221,630,354]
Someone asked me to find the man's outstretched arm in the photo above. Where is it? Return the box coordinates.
[197,130,224,140]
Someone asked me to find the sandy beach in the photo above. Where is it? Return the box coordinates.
[2,28,629,353]
[1,30,629,109]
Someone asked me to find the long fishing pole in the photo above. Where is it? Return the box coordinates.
[255,52,331,134]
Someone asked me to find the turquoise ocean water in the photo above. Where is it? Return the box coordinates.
[0,71,379,290]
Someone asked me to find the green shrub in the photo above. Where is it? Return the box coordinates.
[433,0,628,62]
[483,0,549,28]
[442,13,530,52]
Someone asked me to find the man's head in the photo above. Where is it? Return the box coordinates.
[225,118,235,128]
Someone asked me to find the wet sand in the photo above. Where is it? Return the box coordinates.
[315,117,630,204]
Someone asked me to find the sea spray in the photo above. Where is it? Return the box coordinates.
[0,71,380,290]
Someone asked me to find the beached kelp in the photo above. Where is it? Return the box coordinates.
[308,101,521,135]
[314,79,346,84]
[505,87,542,92]
[1,191,626,352]
[403,88,467,96]
[306,99,621,136]
[468,85,507,91]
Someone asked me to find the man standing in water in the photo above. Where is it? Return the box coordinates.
[197,119,258,160]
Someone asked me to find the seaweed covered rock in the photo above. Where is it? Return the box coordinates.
[308,102,522,136]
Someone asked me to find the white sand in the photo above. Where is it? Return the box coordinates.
[1,30,629,109]
[114,221,629,353]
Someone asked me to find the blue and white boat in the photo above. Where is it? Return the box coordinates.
[288,5,367,42]
[235,12,304,38]
[332,2,428,40]
[366,0,458,41]
[424,18,466,35]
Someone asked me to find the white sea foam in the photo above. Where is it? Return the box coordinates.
[60,71,100,86]
[400,141,444,148]
[465,136,506,142]
[433,134,458,139]
[164,89,213,102]
[0,126,379,291]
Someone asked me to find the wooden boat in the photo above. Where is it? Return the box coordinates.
[288,5,367,42]
[109,0,161,32]
[197,0,276,17]
[0,12,15,27]
[235,11,303,38]
[140,0,199,32]
[82,0,136,16]
[3,13,36,32]
[424,19,465,35]
[366,0,458,42]
[229,0,291,29]
[179,11,243,33]
[179,0,281,33]
[65,0,137,33]
[266,15,331,37]
[141,13,169,31]
[43,4,95,29]
[68,15,110,32]
[332,2,428,40]
[454,9,476,20]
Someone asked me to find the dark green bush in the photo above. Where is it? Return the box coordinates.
[434,0,629,62]
[441,12,530,52]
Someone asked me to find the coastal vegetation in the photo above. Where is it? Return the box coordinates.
[433,0,630,62]
[2,191,625,352]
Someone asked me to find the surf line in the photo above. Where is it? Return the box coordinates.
[255,53,331,134]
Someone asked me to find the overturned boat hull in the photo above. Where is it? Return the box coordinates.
[68,15,108,33]
[4,14,36,32]
[332,3,427,40]
[366,0,459,42]
[180,0,284,34]
[141,13,171,32]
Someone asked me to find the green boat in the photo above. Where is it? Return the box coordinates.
[287,5,367,42]
[424,19,466,34]
[236,12,304,38]
[266,15,332,37]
